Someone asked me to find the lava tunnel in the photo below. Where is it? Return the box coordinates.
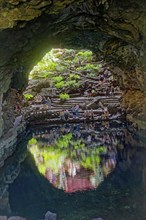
[0,1,146,219]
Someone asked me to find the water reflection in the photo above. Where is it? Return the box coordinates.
[0,122,145,220]
[28,123,123,193]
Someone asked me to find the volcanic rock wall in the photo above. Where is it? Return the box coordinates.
[0,0,146,137]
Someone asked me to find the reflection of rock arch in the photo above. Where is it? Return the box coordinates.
[8,146,146,220]
[28,124,135,193]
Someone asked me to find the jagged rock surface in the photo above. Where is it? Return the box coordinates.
[0,0,146,137]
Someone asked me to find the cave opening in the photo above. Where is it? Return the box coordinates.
[23,47,123,127]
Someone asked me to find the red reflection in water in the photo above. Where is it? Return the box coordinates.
[65,175,95,193]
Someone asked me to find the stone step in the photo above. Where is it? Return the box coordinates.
[52,95,121,103]
[28,114,123,125]
[26,110,124,124]
[101,100,120,104]
[51,101,120,108]
[28,109,104,115]
[52,99,121,106]
[26,109,109,120]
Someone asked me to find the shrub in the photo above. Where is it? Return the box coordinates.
[77,51,93,62]
[39,72,49,78]
[87,73,96,77]
[53,76,63,83]
[24,93,34,101]
[59,93,70,101]
[29,138,37,145]
[73,51,93,64]
[55,81,65,89]
[65,80,76,87]
[69,74,80,80]
[77,63,102,72]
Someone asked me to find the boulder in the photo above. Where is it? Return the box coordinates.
[92,218,104,220]
[45,211,56,220]
[0,217,7,220]
[8,217,26,220]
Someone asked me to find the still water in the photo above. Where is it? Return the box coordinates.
[0,122,146,220]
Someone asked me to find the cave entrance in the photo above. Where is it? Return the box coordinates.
[23,47,123,125]
[24,48,101,100]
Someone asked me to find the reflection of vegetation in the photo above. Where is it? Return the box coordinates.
[29,143,66,174]
[28,133,107,176]
[57,133,72,148]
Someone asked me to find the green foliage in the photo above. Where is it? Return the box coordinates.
[74,51,93,64]
[29,138,37,145]
[28,48,104,95]
[59,93,70,101]
[77,63,101,72]
[78,51,92,60]
[38,72,49,78]
[29,58,58,79]
[69,74,80,80]
[46,61,57,72]
[56,65,68,73]
[55,81,65,89]
[52,76,63,83]
[24,93,34,101]
[65,80,76,87]
[53,76,65,89]
[87,73,96,77]
[69,82,80,88]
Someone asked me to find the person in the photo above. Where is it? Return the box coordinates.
[72,105,80,118]
[46,97,52,108]
[90,109,94,120]
[101,120,109,130]
[98,76,104,85]
[35,94,42,103]
[114,86,120,93]
[102,107,109,120]
[84,91,89,97]
[52,88,57,96]
[42,96,47,104]
[103,70,109,81]
[84,109,89,122]
[98,100,104,109]
[109,85,114,96]
[60,110,65,120]
[15,101,21,113]
[87,135,92,143]
[106,86,110,96]
[109,74,114,81]
[16,91,22,103]
[64,109,70,120]
[91,89,96,96]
